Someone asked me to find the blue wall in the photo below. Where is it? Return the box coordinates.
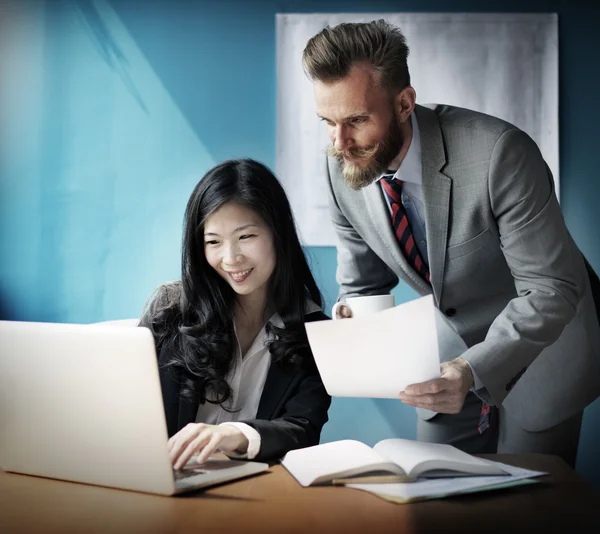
[2,0,599,485]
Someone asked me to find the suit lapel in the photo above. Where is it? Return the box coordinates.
[256,360,296,419]
[415,105,451,306]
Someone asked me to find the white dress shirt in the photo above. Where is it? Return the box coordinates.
[376,114,426,218]
[195,300,321,459]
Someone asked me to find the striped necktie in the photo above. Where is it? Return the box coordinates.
[380,176,431,284]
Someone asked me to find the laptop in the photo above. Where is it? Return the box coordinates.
[0,320,269,495]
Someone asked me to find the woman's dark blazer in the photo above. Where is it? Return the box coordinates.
[140,287,331,462]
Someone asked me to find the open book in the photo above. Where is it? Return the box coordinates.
[281,438,508,486]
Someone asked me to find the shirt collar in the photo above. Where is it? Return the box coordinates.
[269,297,322,329]
[376,112,422,186]
[232,297,322,364]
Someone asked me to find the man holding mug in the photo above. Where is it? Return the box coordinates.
[302,19,600,467]
[332,294,396,319]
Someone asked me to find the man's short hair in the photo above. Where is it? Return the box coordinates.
[302,19,411,93]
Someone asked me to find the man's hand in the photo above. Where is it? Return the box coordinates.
[168,423,249,470]
[332,303,352,319]
[398,357,474,414]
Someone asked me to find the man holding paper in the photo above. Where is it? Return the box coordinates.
[302,19,600,466]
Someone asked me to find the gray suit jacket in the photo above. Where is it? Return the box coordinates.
[326,104,600,431]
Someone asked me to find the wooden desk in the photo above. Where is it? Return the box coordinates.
[1,454,598,534]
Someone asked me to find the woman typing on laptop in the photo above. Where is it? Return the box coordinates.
[139,159,331,469]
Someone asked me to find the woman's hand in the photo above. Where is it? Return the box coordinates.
[168,423,249,469]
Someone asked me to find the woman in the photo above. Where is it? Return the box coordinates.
[139,159,331,468]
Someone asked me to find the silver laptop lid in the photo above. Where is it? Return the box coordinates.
[0,321,175,495]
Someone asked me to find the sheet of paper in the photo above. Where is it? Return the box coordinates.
[346,461,547,501]
[305,295,463,398]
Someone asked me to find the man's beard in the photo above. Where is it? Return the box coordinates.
[327,113,405,190]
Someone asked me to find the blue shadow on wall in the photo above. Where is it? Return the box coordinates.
[75,0,149,114]
[1,0,215,324]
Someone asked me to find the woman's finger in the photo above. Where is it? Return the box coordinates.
[168,423,198,455]
[173,430,212,470]
[169,424,207,466]
[195,433,224,465]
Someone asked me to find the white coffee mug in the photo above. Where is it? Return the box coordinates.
[331,294,395,319]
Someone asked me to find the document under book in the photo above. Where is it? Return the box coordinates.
[281,438,509,486]
[346,461,546,504]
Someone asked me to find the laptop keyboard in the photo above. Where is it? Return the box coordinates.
[173,459,241,480]
[173,467,209,480]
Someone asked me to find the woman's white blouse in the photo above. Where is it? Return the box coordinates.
[194,301,321,459]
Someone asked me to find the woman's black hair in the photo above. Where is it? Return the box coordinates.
[143,159,322,406]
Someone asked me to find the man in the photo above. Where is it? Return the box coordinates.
[302,19,600,467]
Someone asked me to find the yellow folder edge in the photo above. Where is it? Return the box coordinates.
[331,474,415,485]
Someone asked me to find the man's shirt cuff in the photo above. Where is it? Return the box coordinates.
[464,359,485,391]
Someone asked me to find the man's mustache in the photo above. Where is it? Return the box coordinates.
[327,143,380,161]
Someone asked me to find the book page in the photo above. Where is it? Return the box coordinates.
[373,439,507,477]
[280,440,404,487]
